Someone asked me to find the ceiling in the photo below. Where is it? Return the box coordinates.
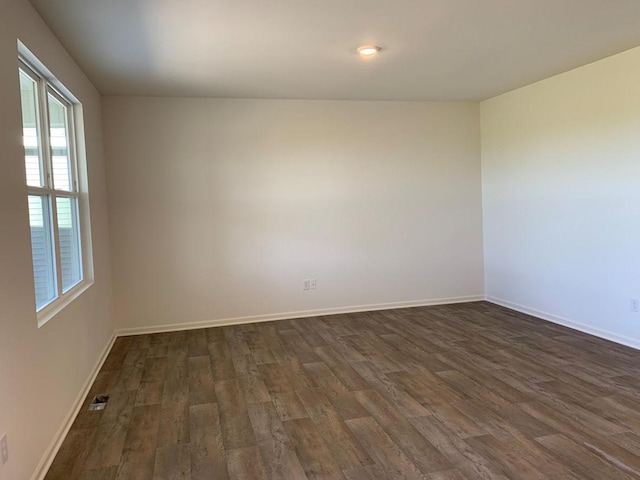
[29,0,640,101]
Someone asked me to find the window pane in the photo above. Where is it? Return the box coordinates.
[20,70,44,187]
[48,93,73,191]
[28,195,57,309]
[56,196,82,291]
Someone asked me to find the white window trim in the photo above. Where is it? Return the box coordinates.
[19,42,94,328]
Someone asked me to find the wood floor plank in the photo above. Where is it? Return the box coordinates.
[101,338,132,371]
[187,356,216,406]
[283,417,345,480]
[313,345,371,391]
[189,403,228,480]
[251,347,278,365]
[214,379,257,449]
[100,390,137,427]
[271,390,309,421]
[258,363,295,394]
[345,416,425,480]
[45,428,98,480]
[459,399,557,440]
[379,333,452,374]
[116,404,162,480]
[115,459,156,480]
[79,466,118,480]
[257,363,311,421]
[271,345,317,391]
[187,329,209,357]
[431,402,489,439]
[609,431,640,458]
[342,334,404,374]
[520,398,629,438]
[290,318,329,348]
[351,361,431,418]
[246,401,308,479]
[343,464,385,480]
[226,446,269,480]
[232,354,272,404]
[84,422,128,470]
[297,388,373,471]
[278,329,322,364]
[162,379,189,406]
[89,370,121,398]
[303,362,370,420]
[113,348,147,392]
[147,343,169,358]
[409,415,510,480]
[223,327,251,356]
[436,370,511,410]
[353,389,452,474]
[165,343,188,383]
[120,404,162,460]
[463,434,550,480]
[136,357,168,406]
[536,433,639,480]
[153,444,190,480]
[426,470,467,480]
[205,326,225,343]
[157,403,190,448]
[208,341,236,381]
[386,370,465,406]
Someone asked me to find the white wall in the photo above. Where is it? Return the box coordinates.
[481,46,640,347]
[0,1,113,479]
[103,98,484,330]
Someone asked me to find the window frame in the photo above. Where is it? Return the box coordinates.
[19,53,93,327]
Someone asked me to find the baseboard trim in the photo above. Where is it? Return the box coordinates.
[115,295,485,337]
[486,296,640,351]
[30,333,117,480]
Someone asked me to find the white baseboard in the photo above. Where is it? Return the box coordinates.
[486,296,640,351]
[115,295,485,337]
[30,333,117,480]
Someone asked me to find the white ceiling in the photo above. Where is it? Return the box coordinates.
[29,0,640,100]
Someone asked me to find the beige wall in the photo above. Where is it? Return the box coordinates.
[481,46,640,347]
[0,1,113,479]
[103,98,484,330]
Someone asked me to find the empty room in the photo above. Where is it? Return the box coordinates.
[2,0,640,478]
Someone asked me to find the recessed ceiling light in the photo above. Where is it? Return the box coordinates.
[357,45,381,58]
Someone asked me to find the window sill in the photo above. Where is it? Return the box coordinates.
[37,280,94,328]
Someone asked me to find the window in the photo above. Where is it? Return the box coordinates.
[19,54,91,324]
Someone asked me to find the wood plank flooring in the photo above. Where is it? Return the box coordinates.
[45,301,640,479]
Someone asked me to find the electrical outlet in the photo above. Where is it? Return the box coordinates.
[303,280,310,291]
[631,298,639,313]
[1,434,8,465]
[310,279,317,290]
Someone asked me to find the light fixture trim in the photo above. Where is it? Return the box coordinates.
[357,45,382,58]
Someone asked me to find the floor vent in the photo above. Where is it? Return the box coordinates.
[89,394,110,411]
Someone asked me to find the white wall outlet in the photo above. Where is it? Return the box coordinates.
[631,298,639,313]
[303,280,310,291]
[1,434,8,465]
[310,279,317,290]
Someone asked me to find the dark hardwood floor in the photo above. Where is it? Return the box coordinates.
[45,301,640,479]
